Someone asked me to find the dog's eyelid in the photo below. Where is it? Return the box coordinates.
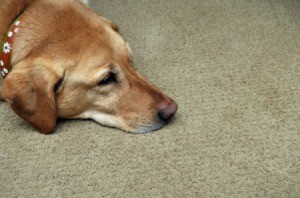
[54,78,63,94]
[98,72,117,86]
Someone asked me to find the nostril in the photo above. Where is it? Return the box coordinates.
[158,111,165,120]
[158,100,178,121]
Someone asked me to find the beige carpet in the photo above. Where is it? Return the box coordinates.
[1,0,299,197]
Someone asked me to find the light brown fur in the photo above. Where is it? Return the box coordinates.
[0,0,177,134]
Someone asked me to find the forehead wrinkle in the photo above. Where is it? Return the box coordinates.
[66,61,110,86]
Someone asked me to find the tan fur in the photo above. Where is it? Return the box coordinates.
[1,0,177,134]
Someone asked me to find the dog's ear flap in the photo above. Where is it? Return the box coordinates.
[99,16,119,32]
[2,64,62,134]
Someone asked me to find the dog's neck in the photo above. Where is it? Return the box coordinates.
[0,1,33,41]
[0,14,23,78]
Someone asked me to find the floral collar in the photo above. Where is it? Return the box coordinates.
[0,15,22,78]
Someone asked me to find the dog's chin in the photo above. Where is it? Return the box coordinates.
[74,110,165,133]
[124,121,165,134]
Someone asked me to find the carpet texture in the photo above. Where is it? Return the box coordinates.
[1,0,299,197]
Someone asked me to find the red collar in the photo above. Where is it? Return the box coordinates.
[1,15,22,78]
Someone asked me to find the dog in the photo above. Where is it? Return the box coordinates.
[0,0,178,134]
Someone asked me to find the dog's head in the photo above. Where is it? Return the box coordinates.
[2,0,177,134]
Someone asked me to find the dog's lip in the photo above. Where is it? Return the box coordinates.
[125,121,165,134]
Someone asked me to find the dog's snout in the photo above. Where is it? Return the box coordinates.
[158,99,178,121]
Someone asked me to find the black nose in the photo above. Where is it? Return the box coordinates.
[158,99,178,121]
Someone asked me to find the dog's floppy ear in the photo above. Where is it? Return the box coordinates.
[2,62,63,134]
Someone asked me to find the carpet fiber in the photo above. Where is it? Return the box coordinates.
[1,0,299,197]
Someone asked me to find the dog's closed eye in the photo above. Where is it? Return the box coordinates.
[54,79,63,94]
[98,72,117,86]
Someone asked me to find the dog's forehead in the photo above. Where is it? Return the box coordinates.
[82,26,131,67]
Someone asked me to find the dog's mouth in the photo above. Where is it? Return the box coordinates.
[72,111,166,133]
[127,121,165,134]
[122,112,177,134]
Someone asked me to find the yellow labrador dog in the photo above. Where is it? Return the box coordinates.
[0,0,177,134]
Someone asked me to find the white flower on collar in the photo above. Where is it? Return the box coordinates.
[14,28,19,33]
[0,60,3,67]
[3,42,11,54]
[15,20,20,26]
[8,31,13,37]
[3,68,8,74]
